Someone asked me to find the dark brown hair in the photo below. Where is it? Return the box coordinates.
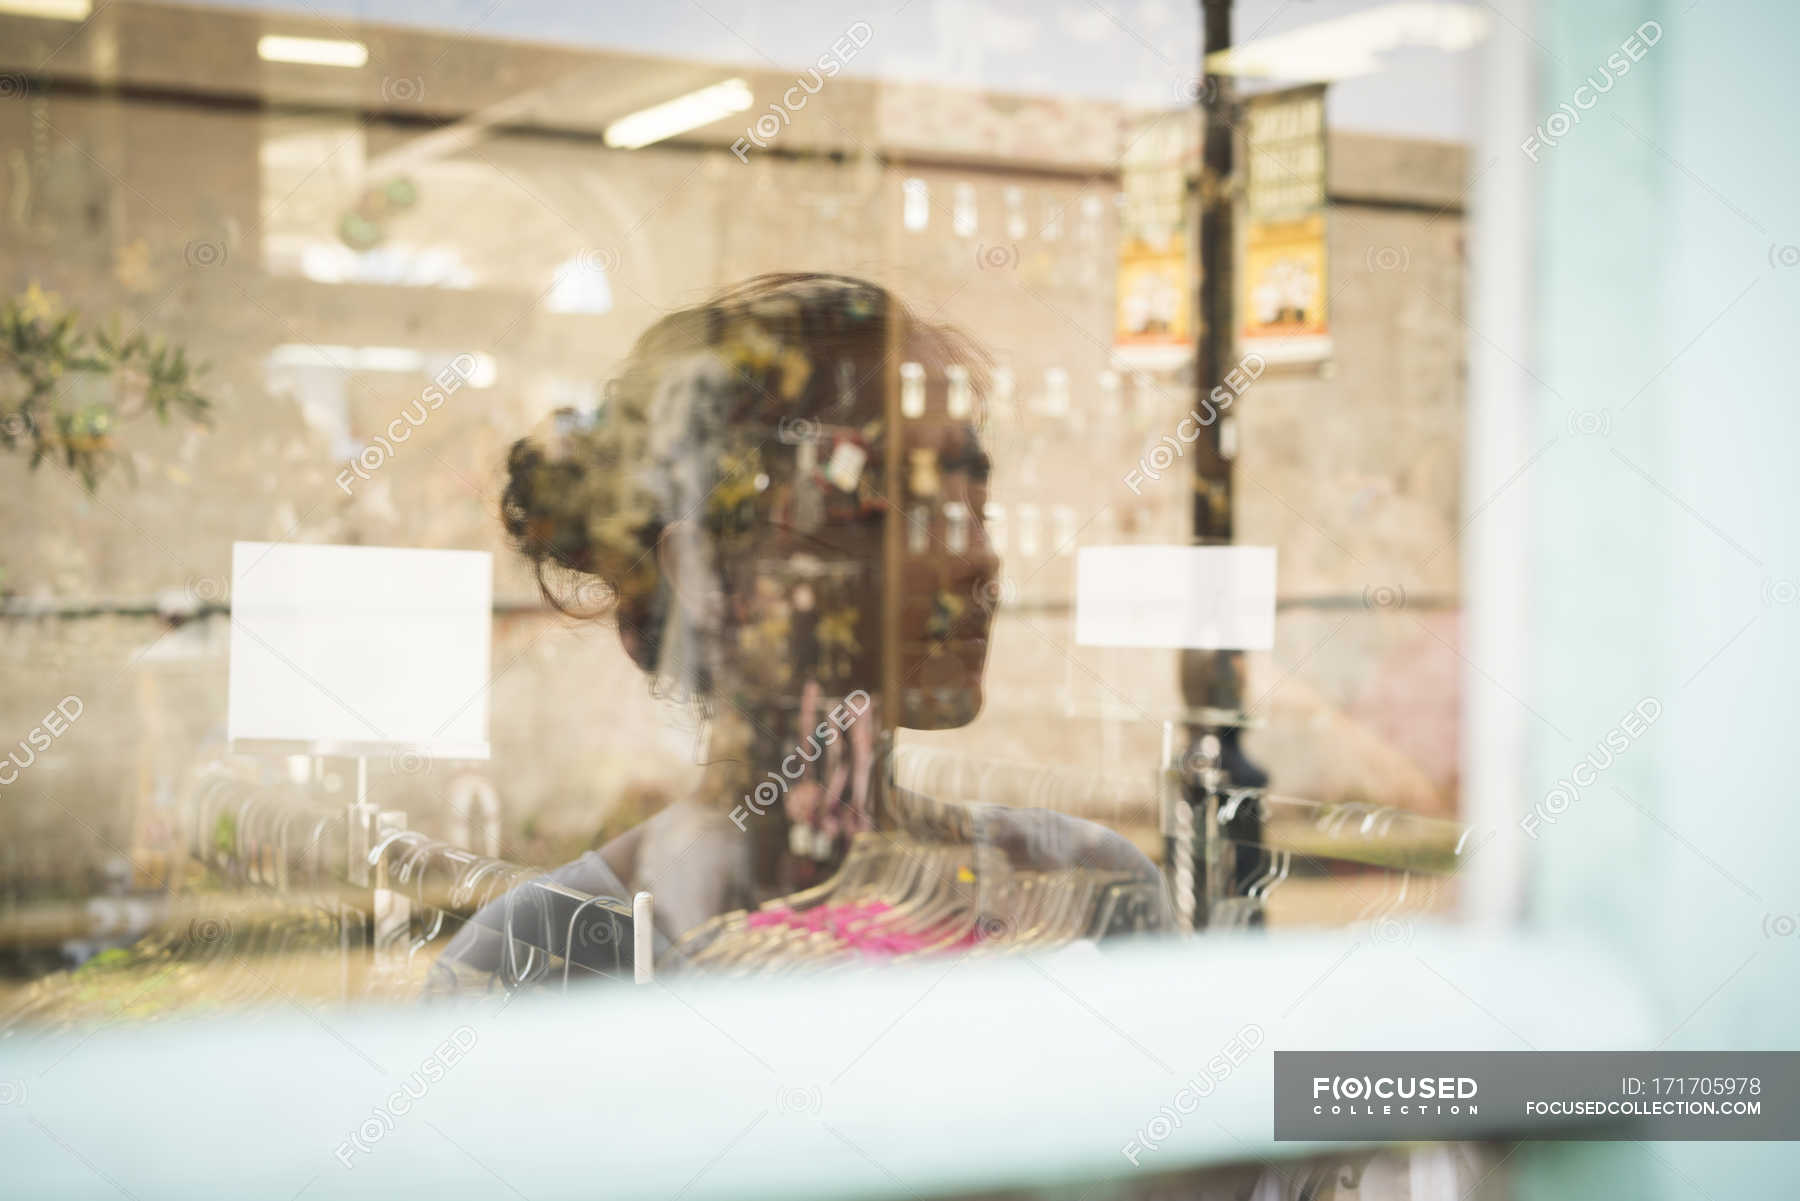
[500,272,989,690]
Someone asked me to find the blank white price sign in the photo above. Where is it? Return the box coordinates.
[1074,545,1277,650]
[227,542,493,758]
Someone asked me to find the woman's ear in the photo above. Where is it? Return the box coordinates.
[656,519,726,628]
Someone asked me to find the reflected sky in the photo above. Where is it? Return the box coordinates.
[180,0,1485,140]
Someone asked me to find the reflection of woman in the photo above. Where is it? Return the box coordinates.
[437,274,1164,978]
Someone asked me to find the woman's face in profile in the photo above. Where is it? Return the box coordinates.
[893,418,998,729]
[736,413,999,732]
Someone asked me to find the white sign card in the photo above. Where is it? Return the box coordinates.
[1074,545,1277,650]
[227,542,493,758]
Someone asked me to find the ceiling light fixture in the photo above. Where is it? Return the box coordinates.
[1206,3,1490,82]
[257,34,370,69]
[602,78,753,150]
[0,0,93,18]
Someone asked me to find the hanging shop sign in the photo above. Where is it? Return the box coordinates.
[227,542,494,759]
[1075,545,1277,651]
[1113,111,1197,369]
[1241,83,1332,364]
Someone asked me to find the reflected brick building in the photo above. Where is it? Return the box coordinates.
[0,1,1465,884]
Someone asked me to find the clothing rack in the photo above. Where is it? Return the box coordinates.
[674,831,1172,970]
[893,727,1473,933]
[179,761,654,995]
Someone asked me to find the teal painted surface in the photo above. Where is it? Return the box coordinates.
[1522,0,1800,1195]
[0,933,1652,1200]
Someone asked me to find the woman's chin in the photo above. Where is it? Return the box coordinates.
[901,682,984,730]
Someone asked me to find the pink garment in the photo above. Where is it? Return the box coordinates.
[744,900,985,957]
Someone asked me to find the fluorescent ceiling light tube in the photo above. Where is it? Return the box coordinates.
[1206,2,1489,81]
[603,78,753,149]
[0,0,93,18]
[258,35,370,69]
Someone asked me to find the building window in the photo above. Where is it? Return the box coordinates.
[992,365,1016,407]
[907,504,930,553]
[953,182,978,237]
[900,361,926,418]
[946,364,973,419]
[944,501,970,553]
[1017,503,1041,557]
[903,178,929,231]
[1042,367,1070,417]
[1003,186,1027,240]
[1133,371,1160,420]
[984,502,1007,554]
[1079,193,1105,242]
[1052,505,1077,554]
[1098,370,1120,419]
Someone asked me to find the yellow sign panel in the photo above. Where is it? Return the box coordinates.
[1115,230,1192,353]
[1242,213,1329,359]
[1241,83,1330,362]
[1113,111,1196,367]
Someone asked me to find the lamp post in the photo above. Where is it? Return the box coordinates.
[1176,0,1266,927]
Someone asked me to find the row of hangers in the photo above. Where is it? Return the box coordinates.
[2,881,357,1032]
[368,828,637,991]
[1211,789,1456,930]
[895,747,1471,933]
[182,767,633,996]
[674,833,1166,972]
[893,745,1146,823]
[897,747,1470,873]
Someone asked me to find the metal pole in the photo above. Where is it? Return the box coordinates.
[1191,0,1236,551]
[1177,0,1243,927]
[633,891,655,984]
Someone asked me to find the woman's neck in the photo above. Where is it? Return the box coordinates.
[698,693,888,894]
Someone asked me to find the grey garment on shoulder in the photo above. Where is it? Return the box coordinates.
[965,803,1175,934]
[430,799,754,989]
[429,850,664,988]
[626,798,757,941]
